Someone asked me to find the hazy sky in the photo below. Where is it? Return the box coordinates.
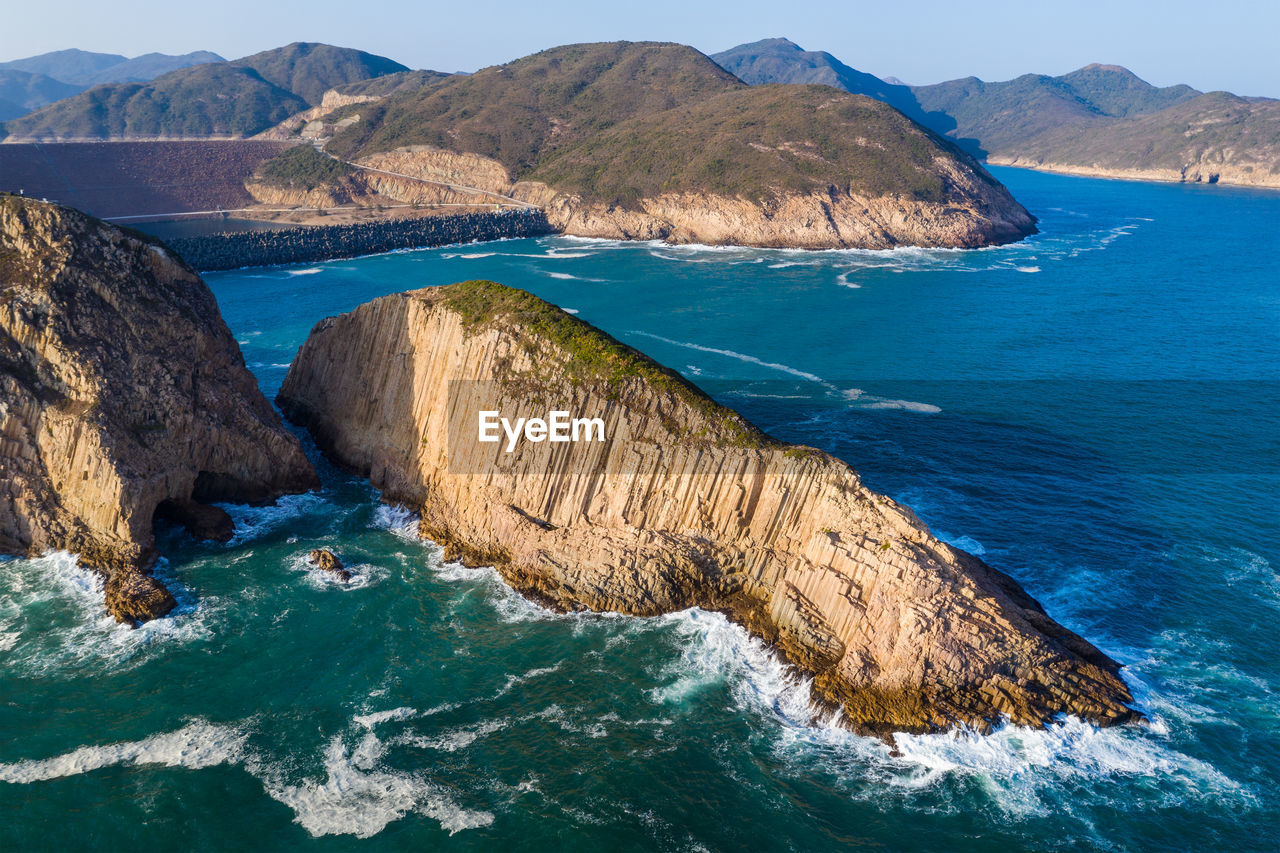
[3,0,1276,96]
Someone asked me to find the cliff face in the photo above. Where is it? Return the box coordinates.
[278,281,1139,736]
[347,146,1035,250]
[0,195,319,623]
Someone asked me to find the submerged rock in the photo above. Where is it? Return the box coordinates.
[278,280,1140,736]
[0,195,320,624]
[308,548,350,582]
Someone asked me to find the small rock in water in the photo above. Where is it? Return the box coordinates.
[309,549,351,582]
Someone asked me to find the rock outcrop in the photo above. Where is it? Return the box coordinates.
[308,548,350,582]
[346,145,1035,250]
[277,280,1139,736]
[0,195,319,624]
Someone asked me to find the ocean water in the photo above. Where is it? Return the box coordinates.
[2,167,1277,851]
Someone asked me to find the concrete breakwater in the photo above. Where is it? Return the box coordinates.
[163,209,555,270]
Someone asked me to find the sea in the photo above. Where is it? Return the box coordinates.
[1,167,1277,851]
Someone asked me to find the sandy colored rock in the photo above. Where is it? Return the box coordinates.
[0,195,319,624]
[308,548,350,582]
[277,280,1139,736]
[354,146,1035,249]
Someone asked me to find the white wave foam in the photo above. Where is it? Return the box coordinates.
[1016,266,1041,273]
[396,718,509,752]
[286,268,323,276]
[547,271,577,279]
[858,398,942,414]
[630,331,827,384]
[221,492,329,545]
[563,308,580,314]
[649,609,1249,820]
[938,533,987,555]
[0,552,214,673]
[354,706,419,729]
[0,719,246,784]
[369,503,420,541]
[260,734,493,838]
[288,550,385,591]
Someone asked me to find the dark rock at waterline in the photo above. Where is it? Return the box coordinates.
[164,209,554,271]
[104,568,177,627]
[309,548,350,582]
[156,499,235,542]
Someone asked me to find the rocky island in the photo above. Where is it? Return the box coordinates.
[278,280,1139,735]
[0,196,318,624]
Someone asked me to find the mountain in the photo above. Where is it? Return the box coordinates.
[987,91,1280,185]
[0,195,318,624]
[713,39,1279,188]
[231,42,408,106]
[0,48,223,88]
[711,38,926,124]
[0,48,126,82]
[0,69,83,121]
[1,43,408,140]
[0,64,309,139]
[908,63,1203,153]
[318,41,1034,249]
[276,279,1139,735]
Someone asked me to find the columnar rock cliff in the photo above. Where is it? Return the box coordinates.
[0,195,319,623]
[278,280,1139,735]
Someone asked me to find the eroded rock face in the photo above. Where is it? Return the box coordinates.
[347,146,1035,250]
[278,280,1139,736]
[0,195,319,624]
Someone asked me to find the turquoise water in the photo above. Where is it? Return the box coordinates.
[2,167,1278,850]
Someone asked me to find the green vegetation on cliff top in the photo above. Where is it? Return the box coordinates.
[326,41,992,207]
[438,279,775,448]
[255,145,354,191]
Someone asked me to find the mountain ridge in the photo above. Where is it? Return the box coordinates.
[713,38,1280,188]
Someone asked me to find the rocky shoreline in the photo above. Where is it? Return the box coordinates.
[988,156,1280,190]
[163,208,554,271]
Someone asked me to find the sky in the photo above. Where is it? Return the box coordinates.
[2,0,1276,96]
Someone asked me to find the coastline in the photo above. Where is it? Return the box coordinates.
[987,157,1280,191]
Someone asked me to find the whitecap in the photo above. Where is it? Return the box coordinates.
[563,308,580,314]
[0,719,247,784]
[220,492,330,546]
[1016,266,1041,273]
[354,707,418,730]
[258,734,493,838]
[285,268,324,276]
[0,552,214,674]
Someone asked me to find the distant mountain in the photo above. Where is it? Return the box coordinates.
[0,49,126,82]
[0,64,308,139]
[712,39,926,124]
[0,70,83,121]
[1,43,409,140]
[713,38,1279,188]
[0,48,224,86]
